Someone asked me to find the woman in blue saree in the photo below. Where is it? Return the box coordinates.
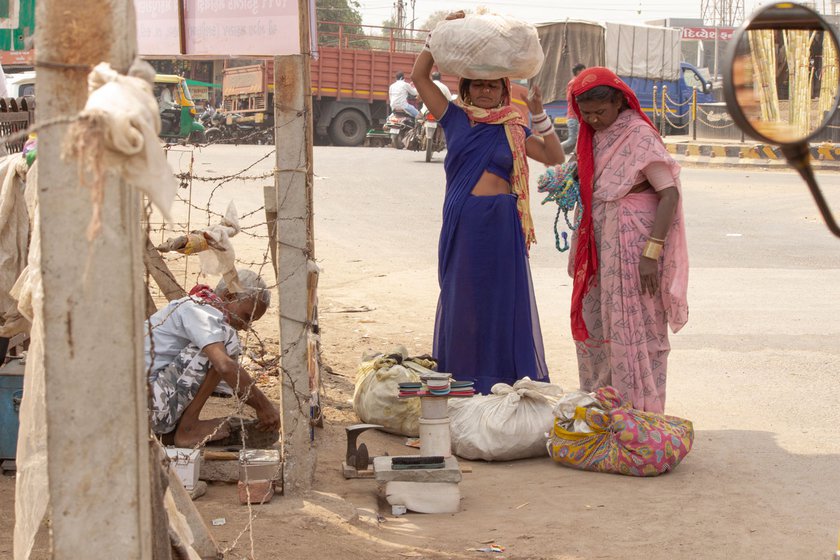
[412,13,565,393]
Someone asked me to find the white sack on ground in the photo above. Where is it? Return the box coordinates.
[448,378,563,461]
[64,60,177,231]
[552,390,600,434]
[353,347,435,437]
[430,14,544,80]
[0,154,31,337]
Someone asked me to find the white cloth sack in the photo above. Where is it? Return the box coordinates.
[353,347,435,437]
[430,14,544,80]
[13,161,46,560]
[552,390,600,434]
[0,154,31,337]
[197,200,241,292]
[448,378,563,461]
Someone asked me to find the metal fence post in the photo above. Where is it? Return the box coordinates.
[660,85,668,136]
[652,85,658,131]
[691,87,697,141]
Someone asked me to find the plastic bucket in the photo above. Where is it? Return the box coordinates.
[420,397,449,420]
[419,417,451,458]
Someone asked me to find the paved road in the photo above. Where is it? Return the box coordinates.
[310,145,840,559]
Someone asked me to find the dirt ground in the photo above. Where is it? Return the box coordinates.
[2,145,839,559]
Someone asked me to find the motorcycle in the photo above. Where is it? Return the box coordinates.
[199,108,225,144]
[419,110,446,162]
[383,109,416,149]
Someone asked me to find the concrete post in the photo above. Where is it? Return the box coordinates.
[274,0,317,495]
[37,1,152,558]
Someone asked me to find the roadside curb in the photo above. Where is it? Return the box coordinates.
[664,140,840,171]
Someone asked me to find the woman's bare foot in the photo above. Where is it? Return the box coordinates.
[173,418,230,448]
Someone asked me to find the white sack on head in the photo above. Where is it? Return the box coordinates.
[448,377,563,461]
[64,60,177,231]
[430,14,544,80]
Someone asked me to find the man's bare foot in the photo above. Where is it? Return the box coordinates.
[173,418,230,448]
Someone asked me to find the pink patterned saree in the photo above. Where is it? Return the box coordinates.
[572,110,689,413]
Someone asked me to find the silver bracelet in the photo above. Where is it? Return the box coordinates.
[533,119,554,134]
[531,111,549,123]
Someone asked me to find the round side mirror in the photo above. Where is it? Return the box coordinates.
[724,2,840,145]
[724,2,840,238]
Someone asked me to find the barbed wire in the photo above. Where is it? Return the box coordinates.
[144,130,318,558]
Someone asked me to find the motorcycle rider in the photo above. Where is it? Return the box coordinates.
[431,72,453,101]
[389,71,419,119]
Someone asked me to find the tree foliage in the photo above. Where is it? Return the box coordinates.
[316,0,367,47]
[420,9,471,32]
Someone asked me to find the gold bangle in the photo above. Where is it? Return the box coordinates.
[648,236,665,244]
[642,240,663,260]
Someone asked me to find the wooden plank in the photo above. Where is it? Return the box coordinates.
[264,185,278,275]
[144,235,187,301]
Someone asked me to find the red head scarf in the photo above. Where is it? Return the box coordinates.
[567,67,659,342]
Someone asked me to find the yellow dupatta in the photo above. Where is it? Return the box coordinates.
[456,88,535,249]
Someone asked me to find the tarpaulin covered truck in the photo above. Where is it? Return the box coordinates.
[532,20,714,137]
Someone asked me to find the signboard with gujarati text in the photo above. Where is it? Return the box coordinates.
[682,27,734,42]
[135,0,300,57]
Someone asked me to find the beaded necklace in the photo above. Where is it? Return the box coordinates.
[537,160,582,252]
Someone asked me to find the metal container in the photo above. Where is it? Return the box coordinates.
[239,449,281,481]
[0,357,25,460]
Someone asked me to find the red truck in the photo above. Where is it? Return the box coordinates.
[221,22,528,147]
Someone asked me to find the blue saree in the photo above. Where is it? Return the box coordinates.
[433,103,549,394]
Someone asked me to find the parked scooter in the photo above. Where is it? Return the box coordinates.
[383,109,416,149]
[199,107,225,144]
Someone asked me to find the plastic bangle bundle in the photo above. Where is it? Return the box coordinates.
[537,160,582,252]
[531,111,554,136]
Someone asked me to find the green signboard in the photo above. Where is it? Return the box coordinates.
[0,0,35,52]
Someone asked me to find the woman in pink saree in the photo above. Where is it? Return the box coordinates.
[567,67,689,413]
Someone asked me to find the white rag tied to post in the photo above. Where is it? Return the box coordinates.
[63,60,177,237]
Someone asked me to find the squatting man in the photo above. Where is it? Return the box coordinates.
[144,269,280,447]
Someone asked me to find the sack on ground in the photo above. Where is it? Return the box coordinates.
[548,386,694,476]
[353,347,437,437]
[429,14,544,80]
[448,378,563,461]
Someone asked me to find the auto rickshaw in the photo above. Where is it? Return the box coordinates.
[153,74,206,144]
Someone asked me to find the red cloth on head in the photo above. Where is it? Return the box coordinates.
[567,67,659,342]
[188,284,222,304]
[188,284,231,323]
